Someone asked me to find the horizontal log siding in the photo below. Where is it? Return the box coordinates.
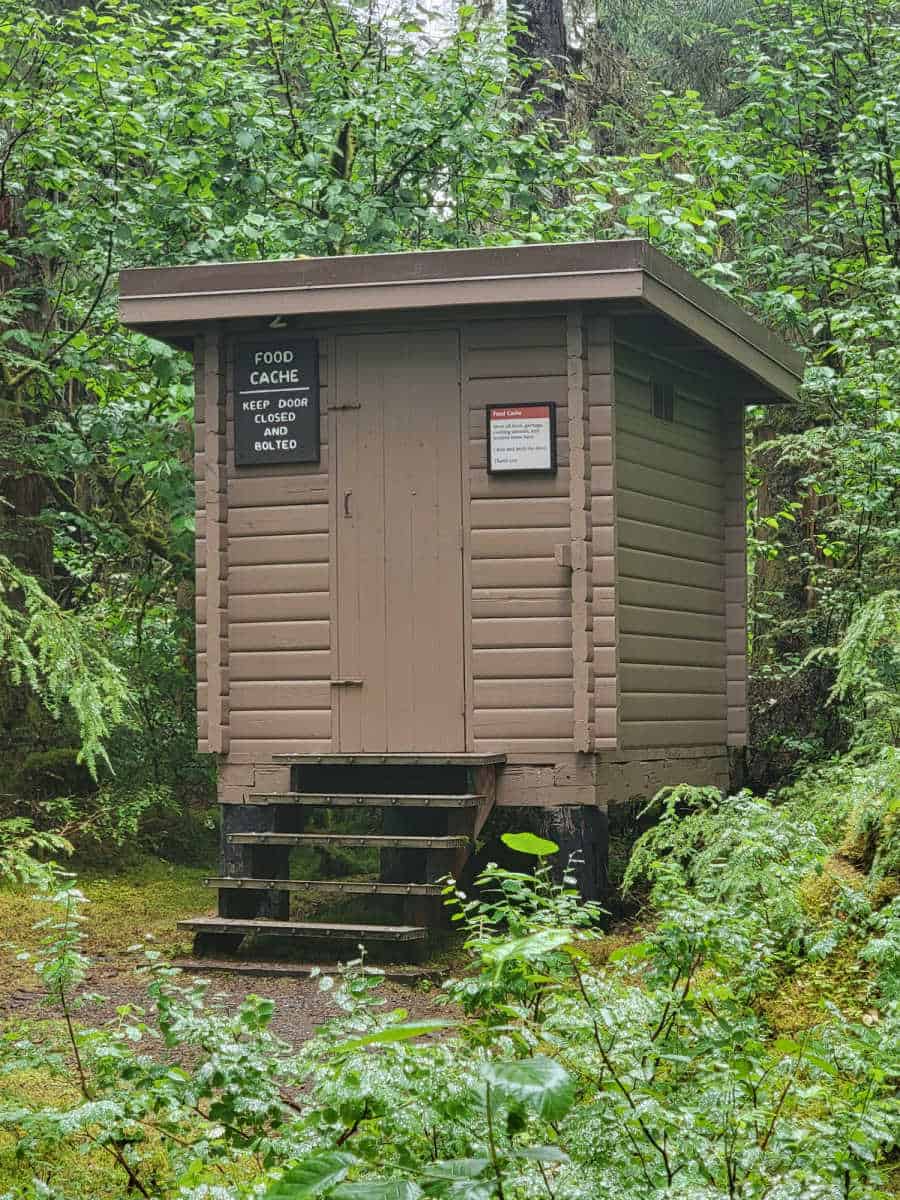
[224,339,332,759]
[464,316,574,753]
[589,316,615,747]
[204,332,229,754]
[194,339,209,751]
[615,345,727,748]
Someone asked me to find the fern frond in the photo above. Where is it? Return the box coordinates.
[0,555,132,777]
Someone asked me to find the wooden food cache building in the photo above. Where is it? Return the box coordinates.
[118,240,802,953]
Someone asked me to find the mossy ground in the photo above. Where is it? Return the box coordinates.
[757,936,877,1034]
[0,856,213,1000]
[0,1064,257,1197]
[0,859,239,1196]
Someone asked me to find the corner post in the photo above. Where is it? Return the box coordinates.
[567,307,594,751]
[586,317,616,750]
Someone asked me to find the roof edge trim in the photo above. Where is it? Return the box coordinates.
[118,240,804,402]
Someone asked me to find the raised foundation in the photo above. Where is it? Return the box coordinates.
[211,748,730,933]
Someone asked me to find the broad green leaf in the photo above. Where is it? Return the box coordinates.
[803,1053,838,1077]
[608,941,651,962]
[484,1056,575,1123]
[332,1184,423,1199]
[513,1146,570,1163]
[333,1021,455,1053]
[484,929,572,969]
[420,1182,494,1200]
[501,832,559,857]
[421,1159,491,1180]
[264,1153,358,1198]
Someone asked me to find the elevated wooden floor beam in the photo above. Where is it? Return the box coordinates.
[271,753,506,766]
[221,792,484,808]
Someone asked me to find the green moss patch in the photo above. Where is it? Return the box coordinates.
[0,857,213,1000]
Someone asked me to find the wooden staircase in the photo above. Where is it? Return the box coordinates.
[180,754,503,959]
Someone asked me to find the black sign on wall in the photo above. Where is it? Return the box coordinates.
[233,336,320,466]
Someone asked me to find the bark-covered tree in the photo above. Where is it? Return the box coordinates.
[510,0,569,124]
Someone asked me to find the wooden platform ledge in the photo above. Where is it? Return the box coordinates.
[223,792,485,808]
[271,753,506,766]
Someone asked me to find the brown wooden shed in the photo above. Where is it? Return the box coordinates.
[118,239,803,953]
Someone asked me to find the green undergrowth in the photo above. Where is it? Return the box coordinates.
[0,1069,125,1196]
[0,754,897,1198]
[0,857,211,999]
[0,1061,257,1196]
[0,1066,174,1197]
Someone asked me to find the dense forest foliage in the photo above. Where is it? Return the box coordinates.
[1,0,897,822]
[0,0,898,1196]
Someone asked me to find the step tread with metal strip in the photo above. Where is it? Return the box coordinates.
[228,833,469,849]
[178,916,427,941]
[205,877,443,896]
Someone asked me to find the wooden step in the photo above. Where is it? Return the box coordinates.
[178,916,427,942]
[228,833,469,849]
[206,877,442,896]
[225,792,484,808]
[173,958,439,982]
[272,753,505,766]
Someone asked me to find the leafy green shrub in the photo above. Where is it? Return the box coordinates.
[804,591,900,750]
[784,749,900,897]
[624,784,834,995]
[860,897,900,1004]
[0,556,130,777]
[841,783,900,893]
[8,749,95,801]
[444,832,603,1021]
[0,818,71,888]
[37,782,217,868]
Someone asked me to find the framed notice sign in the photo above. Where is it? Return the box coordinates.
[487,403,557,475]
[233,336,320,467]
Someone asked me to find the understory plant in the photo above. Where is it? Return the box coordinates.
[1,786,898,1200]
[0,556,130,776]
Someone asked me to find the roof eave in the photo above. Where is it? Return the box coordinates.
[118,240,804,403]
[118,264,646,326]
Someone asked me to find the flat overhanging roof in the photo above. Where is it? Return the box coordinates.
[118,239,804,402]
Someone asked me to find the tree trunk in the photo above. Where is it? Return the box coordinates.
[511,0,569,125]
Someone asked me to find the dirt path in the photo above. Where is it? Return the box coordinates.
[0,959,456,1047]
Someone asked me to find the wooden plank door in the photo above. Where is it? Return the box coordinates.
[334,330,466,751]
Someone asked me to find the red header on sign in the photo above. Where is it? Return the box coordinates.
[490,405,551,420]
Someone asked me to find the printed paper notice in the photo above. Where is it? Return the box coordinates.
[488,404,555,473]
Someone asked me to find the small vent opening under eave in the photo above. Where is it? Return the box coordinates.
[652,380,674,422]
